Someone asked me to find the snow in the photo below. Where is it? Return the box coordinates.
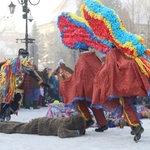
[1,107,150,150]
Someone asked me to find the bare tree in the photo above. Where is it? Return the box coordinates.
[143,0,150,46]
[75,0,84,16]
[123,0,145,33]
[101,0,122,14]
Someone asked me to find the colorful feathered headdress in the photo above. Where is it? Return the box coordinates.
[57,12,114,53]
[57,0,150,78]
[81,0,150,78]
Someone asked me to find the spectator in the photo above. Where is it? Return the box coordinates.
[24,65,42,109]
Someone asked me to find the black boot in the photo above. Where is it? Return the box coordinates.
[95,125,108,132]
[130,125,144,135]
[131,125,144,142]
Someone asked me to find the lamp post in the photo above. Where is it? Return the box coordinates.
[8,0,40,51]
[8,2,16,14]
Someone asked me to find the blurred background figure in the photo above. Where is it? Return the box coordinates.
[41,67,53,106]
[23,65,42,109]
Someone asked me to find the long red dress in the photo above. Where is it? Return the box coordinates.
[60,51,102,104]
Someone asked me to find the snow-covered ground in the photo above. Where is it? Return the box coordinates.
[0,107,150,150]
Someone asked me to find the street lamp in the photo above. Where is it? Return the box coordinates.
[8,0,40,51]
[8,2,16,14]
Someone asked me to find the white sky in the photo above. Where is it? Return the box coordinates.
[1,0,61,22]
[0,0,76,32]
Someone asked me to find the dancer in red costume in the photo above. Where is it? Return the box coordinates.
[60,49,108,132]
[92,47,150,141]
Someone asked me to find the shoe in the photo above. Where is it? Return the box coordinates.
[133,126,144,142]
[130,125,144,135]
[86,119,94,128]
[95,125,108,132]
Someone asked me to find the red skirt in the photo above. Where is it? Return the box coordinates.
[60,52,102,104]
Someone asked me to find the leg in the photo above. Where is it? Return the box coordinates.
[33,88,40,109]
[76,100,94,128]
[5,93,22,121]
[42,86,48,106]
[0,118,39,134]
[0,121,25,133]
[122,97,140,126]
[23,93,31,109]
[0,103,9,122]
[38,95,43,107]
[121,97,144,142]
[10,93,21,113]
[87,102,108,132]
[88,102,107,127]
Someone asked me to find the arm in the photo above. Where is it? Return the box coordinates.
[28,70,43,85]
[58,127,80,138]
[28,70,50,88]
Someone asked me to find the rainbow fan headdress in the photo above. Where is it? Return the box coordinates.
[57,12,114,53]
[81,0,147,57]
[81,0,150,78]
